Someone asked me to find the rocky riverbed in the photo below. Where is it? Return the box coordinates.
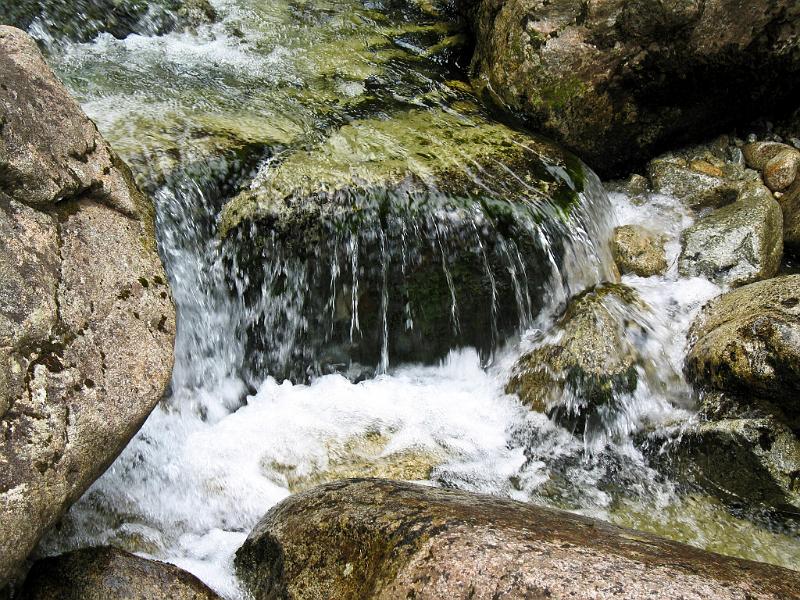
[1,0,800,598]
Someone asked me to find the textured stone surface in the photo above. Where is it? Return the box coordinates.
[679,182,783,286]
[506,285,642,433]
[468,0,800,175]
[781,176,800,248]
[648,156,740,209]
[611,224,667,277]
[0,26,175,587]
[644,391,800,514]
[763,148,800,192]
[235,478,800,600]
[18,547,220,600]
[0,0,217,43]
[685,276,800,418]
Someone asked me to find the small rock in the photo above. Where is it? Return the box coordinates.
[678,182,783,286]
[626,173,650,196]
[18,547,221,599]
[506,285,642,434]
[611,224,668,277]
[742,141,794,170]
[648,156,740,209]
[234,479,800,600]
[763,148,800,191]
[685,275,800,416]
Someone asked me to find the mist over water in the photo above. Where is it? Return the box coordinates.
[27,0,800,596]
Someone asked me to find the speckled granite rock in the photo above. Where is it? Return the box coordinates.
[611,224,667,277]
[0,26,175,587]
[18,547,220,600]
[679,181,782,286]
[235,478,800,600]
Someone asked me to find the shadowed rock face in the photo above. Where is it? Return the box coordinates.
[0,26,175,587]
[467,0,800,175]
[235,478,800,600]
[18,547,221,600]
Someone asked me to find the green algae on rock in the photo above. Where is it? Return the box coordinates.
[506,284,653,436]
[235,478,800,600]
[218,102,610,381]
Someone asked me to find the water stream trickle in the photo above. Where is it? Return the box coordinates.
[25,0,800,596]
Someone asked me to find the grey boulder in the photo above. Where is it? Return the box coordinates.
[0,26,175,587]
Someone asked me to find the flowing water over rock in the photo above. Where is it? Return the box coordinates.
[23,0,800,597]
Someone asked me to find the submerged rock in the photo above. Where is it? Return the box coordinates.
[685,275,800,416]
[467,0,800,175]
[18,547,220,599]
[235,478,800,600]
[611,224,668,277]
[506,285,642,434]
[678,182,783,286]
[220,102,612,381]
[0,27,175,587]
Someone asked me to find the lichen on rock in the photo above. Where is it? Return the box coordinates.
[0,26,175,588]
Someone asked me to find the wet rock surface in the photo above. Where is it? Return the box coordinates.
[678,182,783,286]
[0,0,217,43]
[235,478,800,600]
[643,391,800,516]
[506,285,643,434]
[611,224,667,277]
[467,0,800,175]
[685,275,800,415]
[220,101,611,381]
[18,547,220,600]
[0,26,175,587]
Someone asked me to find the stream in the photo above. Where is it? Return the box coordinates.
[23,0,800,597]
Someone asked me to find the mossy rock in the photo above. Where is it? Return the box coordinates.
[219,103,591,381]
[507,284,643,435]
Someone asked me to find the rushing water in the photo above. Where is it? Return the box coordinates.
[23,0,800,597]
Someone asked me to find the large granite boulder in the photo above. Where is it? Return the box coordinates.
[235,478,800,600]
[685,275,800,418]
[0,27,175,587]
[467,0,800,175]
[678,182,783,286]
[18,547,220,600]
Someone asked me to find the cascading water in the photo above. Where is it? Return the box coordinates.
[22,0,800,597]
